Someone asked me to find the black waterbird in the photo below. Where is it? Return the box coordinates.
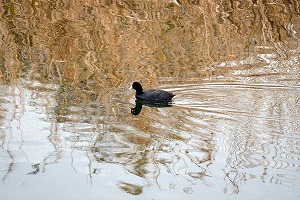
[131,82,175,102]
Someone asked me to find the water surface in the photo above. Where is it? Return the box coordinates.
[1,1,300,200]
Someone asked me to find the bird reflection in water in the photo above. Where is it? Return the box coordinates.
[131,99,172,115]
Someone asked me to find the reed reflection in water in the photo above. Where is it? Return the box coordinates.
[1,66,299,199]
[0,0,300,199]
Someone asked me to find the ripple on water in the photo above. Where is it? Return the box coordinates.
[0,74,300,199]
[166,78,300,192]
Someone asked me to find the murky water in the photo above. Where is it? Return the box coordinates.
[1,1,300,200]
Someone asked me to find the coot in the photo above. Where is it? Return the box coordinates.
[131,82,175,102]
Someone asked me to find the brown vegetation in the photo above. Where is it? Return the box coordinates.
[0,0,299,86]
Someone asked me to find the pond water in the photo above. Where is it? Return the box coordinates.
[1,1,300,200]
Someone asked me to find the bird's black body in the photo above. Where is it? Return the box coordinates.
[131,82,175,102]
